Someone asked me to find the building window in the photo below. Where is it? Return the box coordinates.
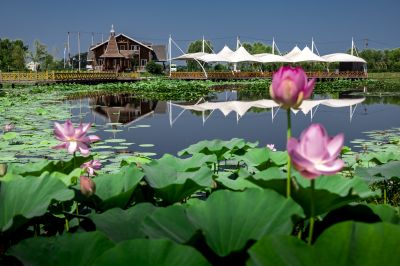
[141,59,147,66]
[120,45,126,50]
[131,45,139,51]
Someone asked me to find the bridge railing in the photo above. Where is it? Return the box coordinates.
[0,71,141,83]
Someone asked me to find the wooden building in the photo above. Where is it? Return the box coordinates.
[88,25,166,72]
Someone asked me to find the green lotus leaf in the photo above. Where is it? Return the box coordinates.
[178,138,258,160]
[0,173,74,232]
[142,205,198,243]
[186,188,304,256]
[2,132,18,140]
[216,169,261,191]
[142,161,213,204]
[292,173,378,217]
[355,161,400,183]
[94,164,144,210]
[93,239,210,266]
[248,222,400,266]
[234,147,270,170]
[90,203,156,242]
[366,204,400,224]
[157,153,217,172]
[8,231,115,266]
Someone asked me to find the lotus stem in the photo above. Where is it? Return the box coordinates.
[308,179,315,245]
[62,203,70,232]
[286,108,292,198]
[383,181,387,204]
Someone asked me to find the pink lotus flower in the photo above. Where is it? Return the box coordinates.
[80,176,96,197]
[266,144,277,152]
[287,124,344,179]
[4,123,15,132]
[270,66,315,109]
[81,160,102,176]
[52,120,100,156]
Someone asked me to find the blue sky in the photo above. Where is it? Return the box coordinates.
[1,0,399,58]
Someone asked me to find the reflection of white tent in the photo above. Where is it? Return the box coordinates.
[226,46,261,63]
[254,53,292,63]
[322,53,366,63]
[170,98,365,124]
[287,46,327,63]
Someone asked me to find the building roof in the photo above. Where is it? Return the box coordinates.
[100,34,124,58]
[91,33,153,51]
[152,45,167,61]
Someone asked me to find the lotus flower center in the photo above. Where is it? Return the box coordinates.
[282,80,296,100]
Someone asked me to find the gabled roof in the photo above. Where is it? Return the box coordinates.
[152,45,167,61]
[91,33,153,51]
[100,34,124,58]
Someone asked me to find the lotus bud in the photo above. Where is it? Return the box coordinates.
[80,176,96,197]
[270,66,315,109]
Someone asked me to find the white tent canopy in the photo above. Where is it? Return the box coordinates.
[286,46,327,63]
[173,52,209,61]
[254,53,292,63]
[322,53,366,63]
[226,46,261,63]
[198,53,231,63]
[284,46,302,58]
[217,45,234,57]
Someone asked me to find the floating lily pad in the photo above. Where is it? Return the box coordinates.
[139,144,155,148]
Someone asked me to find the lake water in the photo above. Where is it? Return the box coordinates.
[67,90,400,158]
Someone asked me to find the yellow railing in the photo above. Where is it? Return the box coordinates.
[0,71,141,83]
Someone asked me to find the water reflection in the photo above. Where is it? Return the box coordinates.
[90,94,167,124]
[67,90,400,158]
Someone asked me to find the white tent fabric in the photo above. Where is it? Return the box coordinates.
[287,46,327,63]
[322,53,366,63]
[217,45,234,57]
[173,52,209,61]
[284,46,302,59]
[254,53,292,63]
[226,46,261,63]
[197,53,232,63]
[172,98,365,117]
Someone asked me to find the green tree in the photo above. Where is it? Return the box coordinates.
[186,39,213,71]
[29,40,49,69]
[0,38,28,71]
[145,60,163,75]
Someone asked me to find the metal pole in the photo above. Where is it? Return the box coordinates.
[202,35,205,53]
[78,32,81,72]
[351,37,354,56]
[63,44,66,68]
[311,37,314,53]
[67,32,71,67]
[169,35,172,77]
[272,37,275,55]
[91,32,94,45]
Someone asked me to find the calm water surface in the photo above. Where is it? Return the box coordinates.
[67,90,400,157]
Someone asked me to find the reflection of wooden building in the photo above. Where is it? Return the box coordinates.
[90,94,166,124]
[88,25,166,72]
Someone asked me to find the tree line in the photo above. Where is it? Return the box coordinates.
[0,38,84,72]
